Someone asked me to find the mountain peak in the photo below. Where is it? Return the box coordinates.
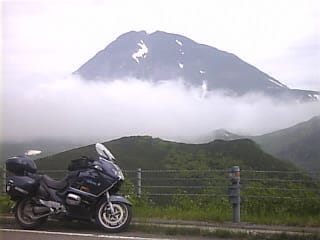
[74,30,319,101]
[210,129,243,141]
[116,30,148,40]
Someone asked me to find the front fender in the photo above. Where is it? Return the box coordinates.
[110,195,132,206]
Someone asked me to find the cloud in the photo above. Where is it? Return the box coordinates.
[2,74,320,143]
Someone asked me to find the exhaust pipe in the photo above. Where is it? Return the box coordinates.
[27,206,52,220]
[33,206,50,214]
[29,211,53,220]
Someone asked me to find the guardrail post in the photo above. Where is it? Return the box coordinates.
[2,161,6,194]
[137,168,142,198]
[228,166,240,223]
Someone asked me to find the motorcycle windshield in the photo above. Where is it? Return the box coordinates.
[99,160,119,178]
[95,143,115,161]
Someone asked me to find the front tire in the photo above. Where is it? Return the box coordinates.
[96,201,132,233]
[15,198,47,230]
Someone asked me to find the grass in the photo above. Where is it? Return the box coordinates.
[1,193,319,240]
[132,198,320,227]
[0,195,12,214]
[133,205,231,222]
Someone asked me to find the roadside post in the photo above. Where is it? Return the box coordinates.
[228,166,241,223]
[2,161,6,194]
[137,168,142,198]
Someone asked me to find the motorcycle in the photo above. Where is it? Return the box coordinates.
[5,143,132,232]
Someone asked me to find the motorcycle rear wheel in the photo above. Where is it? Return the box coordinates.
[96,201,132,233]
[15,198,48,230]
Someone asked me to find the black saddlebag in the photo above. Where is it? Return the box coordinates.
[6,176,39,200]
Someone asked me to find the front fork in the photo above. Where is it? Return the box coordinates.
[103,191,132,215]
[106,191,115,215]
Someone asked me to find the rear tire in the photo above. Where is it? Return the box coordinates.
[15,198,47,230]
[96,201,132,233]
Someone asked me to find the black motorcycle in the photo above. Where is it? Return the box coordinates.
[5,143,132,232]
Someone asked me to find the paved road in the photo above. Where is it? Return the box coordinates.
[1,217,318,240]
[0,223,225,240]
[0,228,176,240]
[0,228,231,240]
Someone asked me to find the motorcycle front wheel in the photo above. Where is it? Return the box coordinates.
[15,198,48,230]
[96,201,132,233]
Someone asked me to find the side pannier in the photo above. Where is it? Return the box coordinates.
[6,176,39,200]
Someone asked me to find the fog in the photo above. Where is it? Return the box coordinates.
[2,73,320,143]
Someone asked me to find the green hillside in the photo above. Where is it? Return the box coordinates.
[254,116,320,172]
[3,136,320,226]
[37,136,297,172]
[200,116,320,173]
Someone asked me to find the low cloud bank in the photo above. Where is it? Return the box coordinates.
[3,73,320,143]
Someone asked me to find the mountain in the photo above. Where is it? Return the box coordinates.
[36,136,297,172]
[201,116,320,172]
[253,116,320,172]
[202,129,244,142]
[74,30,319,101]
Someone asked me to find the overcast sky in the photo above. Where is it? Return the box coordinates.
[2,0,320,90]
[1,0,320,142]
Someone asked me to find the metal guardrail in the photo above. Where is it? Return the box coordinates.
[1,167,320,198]
[1,165,320,223]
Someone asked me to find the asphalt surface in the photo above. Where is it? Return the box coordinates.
[1,215,319,240]
[0,218,231,240]
[0,228,206,240]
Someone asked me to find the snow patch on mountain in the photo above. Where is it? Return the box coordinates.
[178,62,184,69]
[178,48,184,55]
[176,39,183,46]
[132,40,148,63]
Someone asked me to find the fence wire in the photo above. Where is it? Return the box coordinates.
[124,169,320,201]
[1,168,320,202]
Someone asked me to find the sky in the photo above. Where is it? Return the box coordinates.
[1,0,320,142]
[3,0,319,89]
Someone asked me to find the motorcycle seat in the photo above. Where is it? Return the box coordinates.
[42,175,68,190]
